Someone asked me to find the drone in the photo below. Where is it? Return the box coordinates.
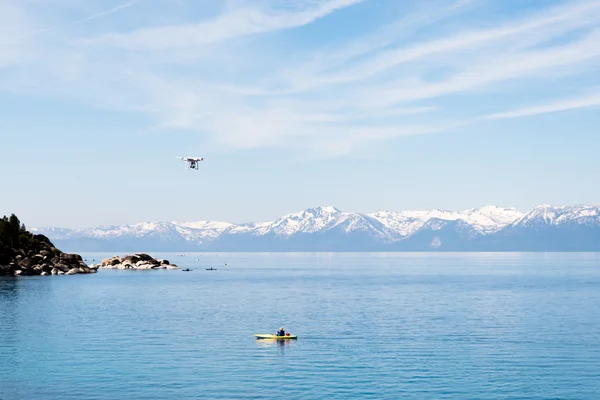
[177,156,205,170]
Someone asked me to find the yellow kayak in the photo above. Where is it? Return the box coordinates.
[254,334,298,339]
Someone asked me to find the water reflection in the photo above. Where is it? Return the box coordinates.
[253,337,296,354]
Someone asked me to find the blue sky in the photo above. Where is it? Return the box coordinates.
[1,0,599,228]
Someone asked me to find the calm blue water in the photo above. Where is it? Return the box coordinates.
[2,252,600,399]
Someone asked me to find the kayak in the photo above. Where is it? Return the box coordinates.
[254,334,297,340]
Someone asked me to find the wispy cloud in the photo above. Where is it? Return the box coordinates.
[74,1,138,24]
[484,91,600,120]
[1,0,600,156]
[84,0,367,49]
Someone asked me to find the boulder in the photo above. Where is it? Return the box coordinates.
[135,253,153,261]
[66,268,79,275]
[60,253,83,262]
[19,258,33,268]
[122,255,140,264]
[98,253,179,270]
[40,249,53,258]
[56,263,70,272]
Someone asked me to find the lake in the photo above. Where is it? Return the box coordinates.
[1,252,600,399]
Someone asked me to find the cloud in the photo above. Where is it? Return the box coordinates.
[74,1,138,24]
[0,2,36,67]
[1,0,600,156]
[484,91,600,120]
[83,0,367,50]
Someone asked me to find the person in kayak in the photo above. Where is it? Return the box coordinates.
[276,327,285,336]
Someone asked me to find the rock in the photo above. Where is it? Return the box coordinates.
[58,271,65,275]
[98,253,179,270]
[56,263,70,272]
[122,255,140,264]
[66,268,79,275]
[19,258,33,268]
[51,268,59,275]
[135,253,153,261]
[100,258,111,267]
[40,249,53,257]
[14,270,22,276]
[41,272,49,276]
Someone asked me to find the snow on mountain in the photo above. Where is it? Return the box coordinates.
[175,220,234,239]
[269,205,343,236]
[216,206,400,241]
[221,206,349,237]
[79,222,187,239]
[32,205,524,244]
[369,205,522,235]
[457,205,524,233]
[29,226,73,239]
[33,204,600,252]
[511,204,600,228]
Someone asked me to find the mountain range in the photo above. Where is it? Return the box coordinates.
[30,204,600,252]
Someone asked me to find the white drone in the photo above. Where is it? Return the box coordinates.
[177,156,205,170]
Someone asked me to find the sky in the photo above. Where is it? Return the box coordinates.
[1,0,600,228]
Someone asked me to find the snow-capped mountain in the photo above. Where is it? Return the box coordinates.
[368,205,522,235]
[31,204,600,252]
[510,204,600,228]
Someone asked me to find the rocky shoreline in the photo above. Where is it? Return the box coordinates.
[0,238,96,276]
[1,214,181,276]
[93,253,179,270]
[0,250,98,276]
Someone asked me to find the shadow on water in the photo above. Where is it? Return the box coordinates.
[254,337,296,354]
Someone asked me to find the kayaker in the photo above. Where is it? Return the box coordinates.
[276,327,285,336]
